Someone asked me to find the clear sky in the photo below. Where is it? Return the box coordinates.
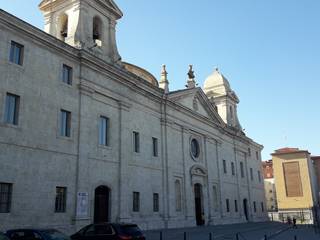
[1,0,319,160]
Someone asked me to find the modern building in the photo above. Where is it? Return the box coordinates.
[262,160,277,211]
[0,0,267,233]
[272,148,319,223]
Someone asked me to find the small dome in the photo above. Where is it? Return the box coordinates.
[123,62,159,87]
[203,68,231,95]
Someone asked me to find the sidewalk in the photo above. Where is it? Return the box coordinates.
[272,226,320,240]
[144,222,289,240]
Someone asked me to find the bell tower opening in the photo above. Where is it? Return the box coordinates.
[58,13,68,41]
[39,0,123,64]
[93,16,103,47]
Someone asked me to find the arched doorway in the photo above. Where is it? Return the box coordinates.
[94,186,110,223]
[194,183,204,226]
[243,199,249,221]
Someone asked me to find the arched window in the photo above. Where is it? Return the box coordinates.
[175,180,182,212]
[59,14,68,41]
[93,16,103,46]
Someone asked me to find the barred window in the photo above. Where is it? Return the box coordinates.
[234,200,238,212]
[226,199,230,212]
[223,160,227,174]
[250,168,254,181]
[153,193,159,212]
[152,137,158,157]
[10,41,24,65]
[133,132,140,153]
[240,162,245,178]
[258,171,262,183]
[55,187,67,213]
[62,64,73,85]
[133,192,140,212]
[253,201,257,213]
[0,183,12,213]
[99,116,109,146]
[60,110,71,137]
[261,202,264,212]
[4,93,20,125]
[231,162,235,176]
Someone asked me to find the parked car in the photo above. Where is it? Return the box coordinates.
[71,223,145,240]
[0,232,10,240]
[6,229,71,240]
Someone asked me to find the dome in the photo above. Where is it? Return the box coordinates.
[123,62,159,87]
[203,68,231,96]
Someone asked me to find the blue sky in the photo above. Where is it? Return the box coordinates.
[1,0,319,160]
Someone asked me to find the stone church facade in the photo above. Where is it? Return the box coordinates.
[0,0,267,233]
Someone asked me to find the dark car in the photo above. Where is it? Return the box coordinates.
[0,232,10,240]
[71,223,145,240]
[6,229,71,240]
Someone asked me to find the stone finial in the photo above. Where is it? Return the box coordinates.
[159,65,169,94]
[187,65,196,89]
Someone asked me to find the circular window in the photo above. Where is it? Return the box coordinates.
[191,139,200,158]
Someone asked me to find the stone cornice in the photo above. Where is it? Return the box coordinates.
[0,9,165,105]
[0,9,80,60]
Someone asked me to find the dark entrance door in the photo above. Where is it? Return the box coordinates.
[243,199,249,221]
[94,186,110,223]
[194,183,204,226]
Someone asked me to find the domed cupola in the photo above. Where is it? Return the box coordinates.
[203,68,242,129]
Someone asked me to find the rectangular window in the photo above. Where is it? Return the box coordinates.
[248,148,251,156]
[60,110,71,137]
[0,183,12,213]
[231,162,235,176]
[223,160,227,174]
[133,192,140,212]
[99,116,109,146]
[234,200,238,212]
[261,202,264,212]
[133,132,140,153]
[62,64,73,85]
[55,187,67,213]
[250,168,254,181]
[226,199,230,212]
[153,193,159,212]
[253,201,257,212]
[256,151,259,160]
[4,93,20,125]
[9,41,24,65]
[258,171,261,183]
[152,137,158,157]
[240,162,245,178]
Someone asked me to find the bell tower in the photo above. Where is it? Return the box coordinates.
[203,68,242,129]
[39,0,123,64]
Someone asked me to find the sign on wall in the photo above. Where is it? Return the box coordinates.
[77,192,89,217]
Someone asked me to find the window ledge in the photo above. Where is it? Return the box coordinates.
[0,122,22,130]
[60,81,74,88]
[98,144,112,150]
[57,135,74,142]
[6,61,25,71]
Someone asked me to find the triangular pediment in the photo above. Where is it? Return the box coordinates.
[168,88,224,125]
